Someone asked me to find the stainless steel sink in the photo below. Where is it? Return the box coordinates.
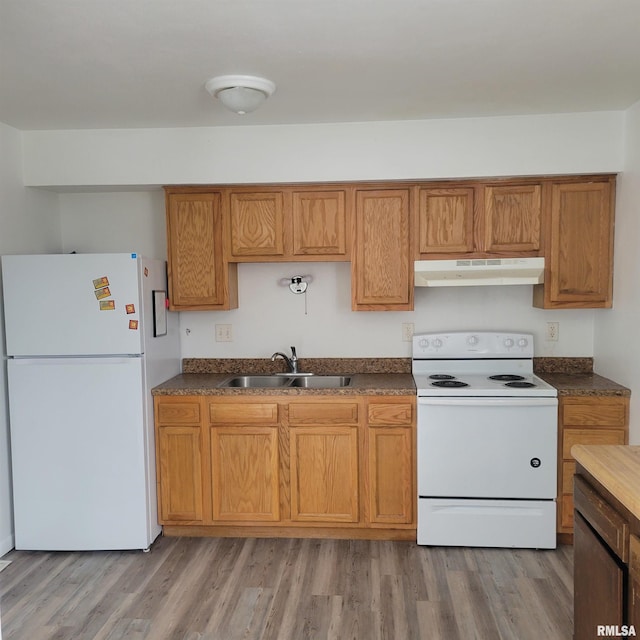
[289,376,352,389]
[218,375,352,389]
[219,375,292,388]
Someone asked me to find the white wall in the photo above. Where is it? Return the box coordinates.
[178,262,594,359]
[23,112,624,188]
[594,99,640,444]
[0,122,62,557]
[60,190,167,258]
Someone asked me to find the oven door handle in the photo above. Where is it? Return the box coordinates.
[417,397,558,408]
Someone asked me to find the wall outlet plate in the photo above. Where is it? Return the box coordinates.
[215,324,233,342]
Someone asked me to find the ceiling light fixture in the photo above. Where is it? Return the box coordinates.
[204,74,276,115]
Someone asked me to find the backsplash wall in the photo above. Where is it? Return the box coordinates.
[179,261,594,359]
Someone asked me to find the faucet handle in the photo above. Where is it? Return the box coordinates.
[290,346,297,359]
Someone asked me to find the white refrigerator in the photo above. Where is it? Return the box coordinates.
[1,253,180,551]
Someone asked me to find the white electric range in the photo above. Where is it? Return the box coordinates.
[413,331,558,549]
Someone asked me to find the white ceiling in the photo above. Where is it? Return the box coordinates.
[2,0,640,131]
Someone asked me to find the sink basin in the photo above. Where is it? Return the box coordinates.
[218,375,352,389]
[289,376,352,389]
[219,375,292,388]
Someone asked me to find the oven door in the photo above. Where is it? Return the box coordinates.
[417,396,558,499]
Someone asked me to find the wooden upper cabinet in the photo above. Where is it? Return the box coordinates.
[416,183,541,258]
[483,184,541,253]
[228,190,286,258]
[534,178,615,308]
[291,189,349,258]
[165,189,238,310]
[226,187,350,261]
[416,187,475,256]
[352,188,413,311]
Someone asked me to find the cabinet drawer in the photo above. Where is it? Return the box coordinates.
[209,403,279,425]
[563,428,626,459]
[288,402,359,426]
[562,401,627,426]
[156,401,201,424]
[574,474,628,561]
[367,402,413,426]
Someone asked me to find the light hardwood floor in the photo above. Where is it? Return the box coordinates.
[0,535,573,639]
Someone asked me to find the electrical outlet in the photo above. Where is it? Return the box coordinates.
[215,324,233,342]
[546,322,559,342]
[402,322,414,342]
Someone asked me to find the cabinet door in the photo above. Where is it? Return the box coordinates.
[483,184,541,253]
[366,400,414,525]
[557,396,629,536]
[352,189,412,310]
[228,191,286,258]
[367,427,413,524]
[574,512,624,639]
[157,425,203,523]
[289,426,359,522]
[536,180,614,308]
[416,187,475,256]
[291,189,348,258]
[210,426,280,521]
[166,190,237,310]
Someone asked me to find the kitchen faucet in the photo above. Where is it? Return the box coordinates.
[271,346,299,374]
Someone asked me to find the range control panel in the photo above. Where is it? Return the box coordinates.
[412,331,534,359]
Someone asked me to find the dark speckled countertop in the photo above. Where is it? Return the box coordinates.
[536,373,630,397]
[533,356,630,397]
[152,358,415,396]
[151,357,630,398]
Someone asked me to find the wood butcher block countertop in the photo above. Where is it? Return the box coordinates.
[572,445,640,521]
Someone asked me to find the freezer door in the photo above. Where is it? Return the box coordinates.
[2,253,146,356]
[7,356,159,550]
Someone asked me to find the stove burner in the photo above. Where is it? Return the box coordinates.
[432,380,469,388]
[429,374,456,380]
[505,381,536,388]
[489,374,525,382]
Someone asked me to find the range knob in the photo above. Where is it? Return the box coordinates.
[432,338,443,349]
[504,338,515,348]
[518,338,528,348]
[418,338,429,348]
[467,335,479,346]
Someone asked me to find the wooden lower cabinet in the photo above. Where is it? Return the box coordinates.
[155,398,204,523]
[209,400,280,522]
[366,399,414,525]
[574,511,624,638]
[290,426,359,522]
[557,395,629,539]
[210,425,280,521]
[155,394,416,538]
[573,472,635,639]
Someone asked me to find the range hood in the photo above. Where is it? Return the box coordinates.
[414,257,545,287]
